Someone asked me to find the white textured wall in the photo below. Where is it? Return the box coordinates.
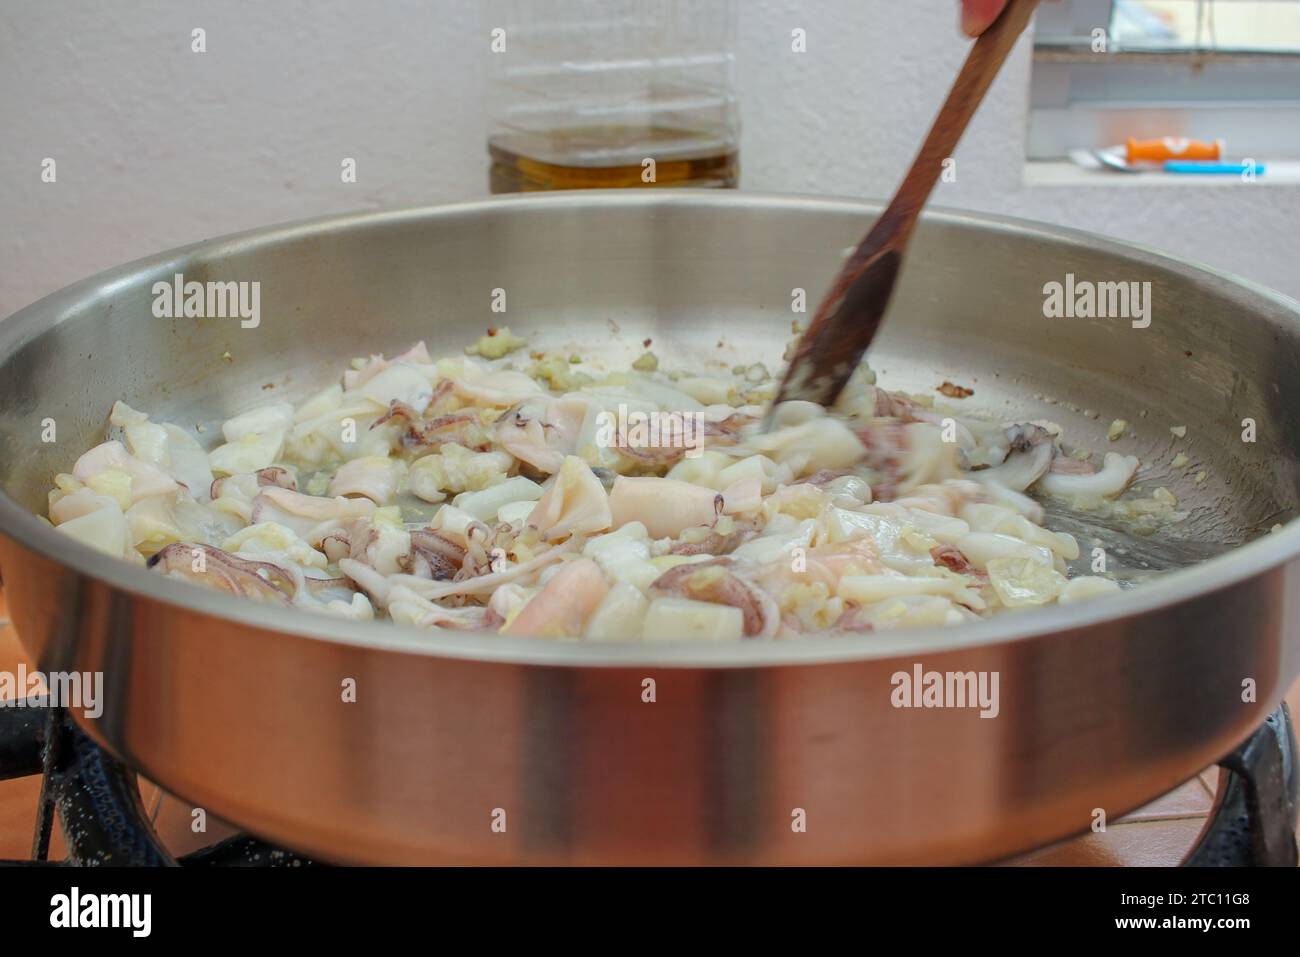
[2,0,1297,320]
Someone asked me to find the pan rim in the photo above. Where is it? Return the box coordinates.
[1,189,1297,668]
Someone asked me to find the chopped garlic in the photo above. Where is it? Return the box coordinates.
[986,556,1065,607]
[1152,487,1178,507]
[466,326,527,359]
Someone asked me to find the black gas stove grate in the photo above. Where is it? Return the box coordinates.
[0,697,1295,866]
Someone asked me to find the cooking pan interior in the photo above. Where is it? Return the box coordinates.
[1,192,1298,589]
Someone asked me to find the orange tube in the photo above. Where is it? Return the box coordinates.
[1126,137,1223,163]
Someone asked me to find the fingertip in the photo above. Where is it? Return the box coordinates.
[960,0,1005,37]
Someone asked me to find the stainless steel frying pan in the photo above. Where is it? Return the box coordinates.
[1,192,1298,864]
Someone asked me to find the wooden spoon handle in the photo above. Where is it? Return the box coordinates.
[770,0,1040,411]
[889,0,1041,229]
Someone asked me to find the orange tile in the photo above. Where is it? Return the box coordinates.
[1199,766,1220,798]
[0,623,31,703]
[0,776,43,861]
[1118,776,1212,822]
[1012,817,1209,867]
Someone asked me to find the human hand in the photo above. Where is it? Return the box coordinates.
[960,0,1011,36]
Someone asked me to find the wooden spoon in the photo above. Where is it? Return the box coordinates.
[770,0,1041,411]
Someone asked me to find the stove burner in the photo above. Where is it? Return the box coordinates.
[0,698,1295,866]
[1186,704,1298,866]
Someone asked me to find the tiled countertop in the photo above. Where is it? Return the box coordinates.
[1,586,1296,865]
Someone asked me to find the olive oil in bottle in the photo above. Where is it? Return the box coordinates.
[485,1,739,194]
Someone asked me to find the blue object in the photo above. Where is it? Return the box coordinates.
[1164,160,1266,176]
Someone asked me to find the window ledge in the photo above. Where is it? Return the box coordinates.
[1023,159,1300,188]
